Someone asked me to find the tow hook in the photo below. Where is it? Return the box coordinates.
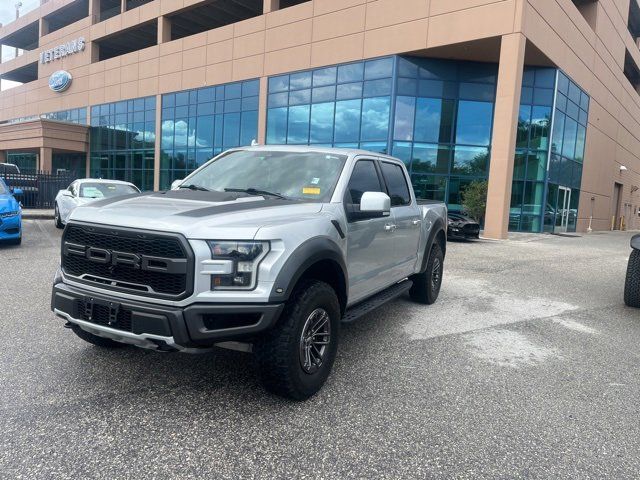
[64,321,74,329]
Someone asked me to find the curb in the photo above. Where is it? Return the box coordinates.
[22,211,55,220]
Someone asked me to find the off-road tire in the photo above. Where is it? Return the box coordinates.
[54,204,64,229]
[71,325,126,348]
[254,280,340,401]
[409,242,444,305]
[624,249,640,307]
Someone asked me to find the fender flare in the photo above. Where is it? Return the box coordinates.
[419,217,447,273]
[268,237,347,304]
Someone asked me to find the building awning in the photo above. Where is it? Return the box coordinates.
[0,119,89,153]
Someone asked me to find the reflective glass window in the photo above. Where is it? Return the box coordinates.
[452,146,489,176]
[360,97,390,141]
[411,144,450,174]
[310,103,335,144]
[455,101,493,146]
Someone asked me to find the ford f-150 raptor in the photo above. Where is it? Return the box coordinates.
[51,146,448,400]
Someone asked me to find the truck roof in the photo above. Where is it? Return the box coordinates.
[231,145,402,163]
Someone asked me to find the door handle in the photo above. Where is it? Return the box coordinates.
[384,224,397,232]
[412,219,421,225]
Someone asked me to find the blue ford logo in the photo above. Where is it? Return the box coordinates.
[49,70,72,92]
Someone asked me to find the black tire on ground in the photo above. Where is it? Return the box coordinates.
[71,325,126,348]
[409,242,444,305]
[624,249,640,308]
[254,280,340,401]
[54,204,64,229]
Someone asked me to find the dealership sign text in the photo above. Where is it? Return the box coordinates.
[40,37,85,64]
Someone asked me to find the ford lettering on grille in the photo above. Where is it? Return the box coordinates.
[61,224,192,298]
[63,242,187,274]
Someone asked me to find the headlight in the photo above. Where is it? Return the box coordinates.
[207,240,269,290]
[0,211,19,218]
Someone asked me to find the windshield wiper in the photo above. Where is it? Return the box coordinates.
[224,187,287,199]
[179,184,210,191]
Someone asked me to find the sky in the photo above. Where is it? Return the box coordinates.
[1,0,40,91]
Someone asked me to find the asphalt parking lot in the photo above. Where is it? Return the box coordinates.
[2,220,640,478]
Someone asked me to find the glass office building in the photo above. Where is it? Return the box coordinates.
[266,55,497,213]
[160,79,259,190]
[90,97,156,191]
[510,69,589,233]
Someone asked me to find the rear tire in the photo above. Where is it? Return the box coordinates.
[71,325,126,348]
[624,250,640,307]
[409,242,444,305]
[254,280,340,401]
[54,204,64,229]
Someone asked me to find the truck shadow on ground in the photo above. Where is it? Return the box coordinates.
[61,299,407,406]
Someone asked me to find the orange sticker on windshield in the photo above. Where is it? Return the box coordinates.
[302,187,321,195]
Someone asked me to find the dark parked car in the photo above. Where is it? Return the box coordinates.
[624,234,640,307]
[447,212,480,240]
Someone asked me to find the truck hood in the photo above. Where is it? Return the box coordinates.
[68,190,322,239]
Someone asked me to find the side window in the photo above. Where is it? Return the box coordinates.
[380,162,411,206]
[346,160,383,205]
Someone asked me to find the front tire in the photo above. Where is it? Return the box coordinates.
[624,250,640,307]
[54,204,64,229]
[409,242,444,305]
[254,280,340,401]
[71,325,126,348]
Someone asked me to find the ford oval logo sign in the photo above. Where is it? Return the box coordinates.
[49,70,72,92]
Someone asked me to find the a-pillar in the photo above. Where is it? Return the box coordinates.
[158,16,171,44]
[263,0,279,14]
[39,147,53,173]
[483,33,526,239]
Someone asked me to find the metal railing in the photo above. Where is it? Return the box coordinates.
[2,171,78,209]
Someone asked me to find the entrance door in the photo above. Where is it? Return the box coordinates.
[555,186,572,233]
[613,182,622,230]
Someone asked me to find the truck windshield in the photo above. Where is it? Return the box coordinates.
[182,150,347,202]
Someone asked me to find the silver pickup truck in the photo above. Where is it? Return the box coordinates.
[51,146,447,400]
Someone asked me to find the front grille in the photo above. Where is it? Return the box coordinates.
[463,224,480,233]
[62,224,193,299]
[74,299,133,332]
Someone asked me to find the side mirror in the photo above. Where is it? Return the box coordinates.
[12,188,23,196]
[62,190,73,197]
[171,179,183,190]
[351,191,391,220]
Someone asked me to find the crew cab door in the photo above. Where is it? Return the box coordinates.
[378,160,421,278]
[344,159,397,303]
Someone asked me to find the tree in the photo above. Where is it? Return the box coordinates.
[462,180,488,223]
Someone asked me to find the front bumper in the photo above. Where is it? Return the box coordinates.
[0,214,21,240]
[51,282,284,351]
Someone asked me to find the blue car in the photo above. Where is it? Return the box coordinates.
[0,178,23,245]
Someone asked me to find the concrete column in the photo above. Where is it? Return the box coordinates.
[39,147,53,173]
[483,33,526,239]
[88,0,100,23]
[158,16,171,44]
[0,151,6,163]
[39,17,49,37]
[153,94,162,191]
[121,0,127,13]
[257,77,268,144]
[263,0,279,14]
